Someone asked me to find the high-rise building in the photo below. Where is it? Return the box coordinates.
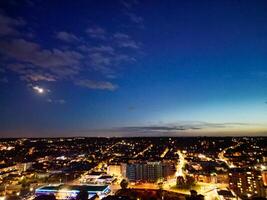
[125,161,175,182]
[229,168,266,198]
[107,164,127,178]
[162,161,176,178]
[107,165,122,177]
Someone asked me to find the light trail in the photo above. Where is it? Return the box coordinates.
[175,150,186,178]
[218,142,243,168]
[133,144,153,158]
[160,147,169,158]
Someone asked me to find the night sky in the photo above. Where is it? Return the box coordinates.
[0,0,267,137]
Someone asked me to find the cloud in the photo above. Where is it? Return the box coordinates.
[75,79,118,91]
[86,27,106,40]
[120,1,144,27]
[0,9,143,92]
[118,40,139,49]
[69,120,267,137]
[0,13,26,36]
[120,0,139,9]
[78,42,124,81]
[80,42,136,76]
[117,125,198,133]
[47,98,66,104]
[55,31,79,43]
[21,71,56,82]
[89,52,112,67]
[114,54,135,63]
[0,38,130,91]
[85,51,135,77]
[114,121,257,134]
[113,33,130,39]
[125,12,143,24]
[0,39,83,68]
[114,32,140,49]
[8,63,56,82]
[0,39,83,79]
[86,45,115,55]
[120,0,133,9]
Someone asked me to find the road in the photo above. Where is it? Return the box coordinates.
[160,147,169,158]
[133,144,153,158]
[175,150,186,177]
[218,141,243,168]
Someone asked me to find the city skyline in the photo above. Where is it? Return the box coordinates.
[1,0,267,137]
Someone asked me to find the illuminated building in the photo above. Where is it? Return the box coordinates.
[35,184,111,199]
[262,171,267,186]
[126,161,162,182]
[193,173,228,184]
[0,162,32,175]
[97,175,114,184]
[125,161,175,182]
[35,185,58,196]
[217,189,236,200]
[83,171,104,183]
[107,165,122,177]
[229,169,266,198]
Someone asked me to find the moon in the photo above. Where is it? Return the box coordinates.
[33,86,44,94]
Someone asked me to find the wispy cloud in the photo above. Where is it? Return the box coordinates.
[0,6,143,92]
[120,0,139,9]
[113,121,260,134]
[79,41,136,77]
[23,73,56,82]
[113,33,130,39]
[8,63,56,82]
[86,45,115,55]
[72,121,266,137]
[0,13,26,36]
[114,32,140,49]
[125,12,143,24]
[0,39,83,80]
[120,0,144,27]
[0,35,135,90]
[0,39,83,68]
[89,52,112,67]
[47,98,66,104]
[118,39,139,49]
[75,79,118,91]
[55,31,80,43]
[86,27,106,40]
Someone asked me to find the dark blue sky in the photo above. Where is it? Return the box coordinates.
[0,0,267,137]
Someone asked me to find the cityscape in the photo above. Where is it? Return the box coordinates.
[0,137,266,199]
[1,0,267,199]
